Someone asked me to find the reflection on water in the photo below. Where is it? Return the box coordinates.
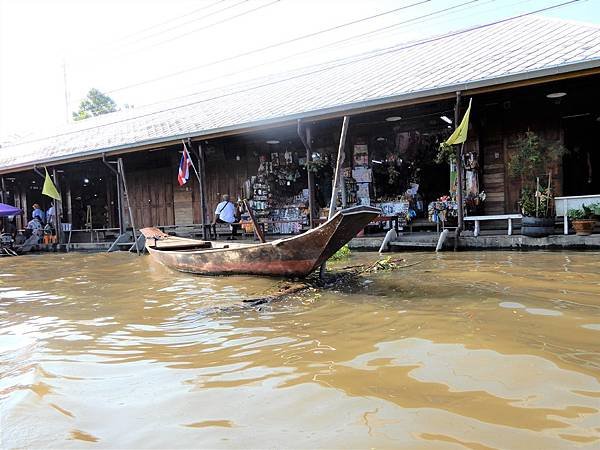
[1,251,599,449]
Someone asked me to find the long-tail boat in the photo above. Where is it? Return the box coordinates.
[140,205,380,277]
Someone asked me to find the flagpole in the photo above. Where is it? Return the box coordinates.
[182,140,208,238]
[182,140,202,186]
[454,92,465,250]
[52,168,62,246]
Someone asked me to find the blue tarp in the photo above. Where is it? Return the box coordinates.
[0,203,22,217]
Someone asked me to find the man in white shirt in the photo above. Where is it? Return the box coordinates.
[212,194,239,239]
[46,204,56,228]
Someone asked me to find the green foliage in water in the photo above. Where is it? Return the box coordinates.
[330,244,351,261]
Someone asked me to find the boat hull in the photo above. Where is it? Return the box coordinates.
[141,205,380,277]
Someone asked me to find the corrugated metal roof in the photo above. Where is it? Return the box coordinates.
[1,15,599,173]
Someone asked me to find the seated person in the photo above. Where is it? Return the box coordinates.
[26,217,44,243]
[212,194,240,239]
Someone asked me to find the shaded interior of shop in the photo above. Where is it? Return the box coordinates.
[473,73,600,213]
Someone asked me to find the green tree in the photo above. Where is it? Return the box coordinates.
[72,88,118,121]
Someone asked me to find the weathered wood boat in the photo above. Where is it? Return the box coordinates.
[140,205,380,277]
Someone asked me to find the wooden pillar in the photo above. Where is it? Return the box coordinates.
[454,91,465,249]
[328,116,349,219]
[196,142,208,237]
[52,168,63,244]
[19,185,27,228]
[105,175,115,228]
[306,126,316,228]
[65,182,73,225]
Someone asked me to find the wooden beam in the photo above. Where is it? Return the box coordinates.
[454,92,465,250]
[328,116,349,220]
[243,199,265,243]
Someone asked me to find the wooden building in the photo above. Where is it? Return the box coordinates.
[1,16,599,239]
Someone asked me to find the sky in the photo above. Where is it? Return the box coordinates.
[1,0,599,140]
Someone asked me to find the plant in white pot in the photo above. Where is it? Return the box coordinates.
[508,131,567,237]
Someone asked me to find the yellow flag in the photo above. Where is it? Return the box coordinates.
[445,98,472,146]
[42,168,61,200]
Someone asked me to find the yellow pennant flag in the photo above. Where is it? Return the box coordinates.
[42,168,61,200]
[445,98,472,146]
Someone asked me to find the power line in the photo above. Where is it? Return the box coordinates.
[135,0,491,108]
[73,0,228,58]
[114,0,227,44]
[118,0,250,48]
[17,0,584,146]
[122,0,282,55]
[106,0,431,93]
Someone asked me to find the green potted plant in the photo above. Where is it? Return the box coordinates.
[567,204,599,236]
[508,131,566,237]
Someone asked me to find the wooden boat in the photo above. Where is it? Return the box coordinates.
[140,205,380,277]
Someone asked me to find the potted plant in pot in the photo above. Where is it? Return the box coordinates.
[568,204,599,236]
[508,131,567,237]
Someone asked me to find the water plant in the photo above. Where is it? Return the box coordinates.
[330,244,351,261]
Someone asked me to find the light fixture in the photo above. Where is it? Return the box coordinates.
[372,159,383,164]
[266,140,280,144]
[561,113,590,119]
[376,137,386,142]
[447,125,452,129]
[440,115,453,124]
[84,178,90,183]
[385,116,402,122]
[546,92,567,99]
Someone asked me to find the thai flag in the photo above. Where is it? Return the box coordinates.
[178,145,192,186]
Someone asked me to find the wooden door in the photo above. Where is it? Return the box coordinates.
[128,168,175,228]
[481,111,508,214]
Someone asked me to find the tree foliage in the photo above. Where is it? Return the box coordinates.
[72,88,118,121]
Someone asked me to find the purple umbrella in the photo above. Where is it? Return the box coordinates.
[0,203,23,217]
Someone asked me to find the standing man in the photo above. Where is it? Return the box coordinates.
[46,203,56,227]
[32,203,45,224]
[212,194,240,239]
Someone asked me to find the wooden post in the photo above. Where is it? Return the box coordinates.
[306,127,316,228]
[117,158,140,255]
[454,91,465,250]
[194,140,208,239]
[320,116,350,278]
[52,168,62,245]
[328,116,349,220]
[102,154,124,234]
[243,199,265,243]
[65,182,73,225]
[297,120,316,229]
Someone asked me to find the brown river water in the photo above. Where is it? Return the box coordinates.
[1,251,599,449]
